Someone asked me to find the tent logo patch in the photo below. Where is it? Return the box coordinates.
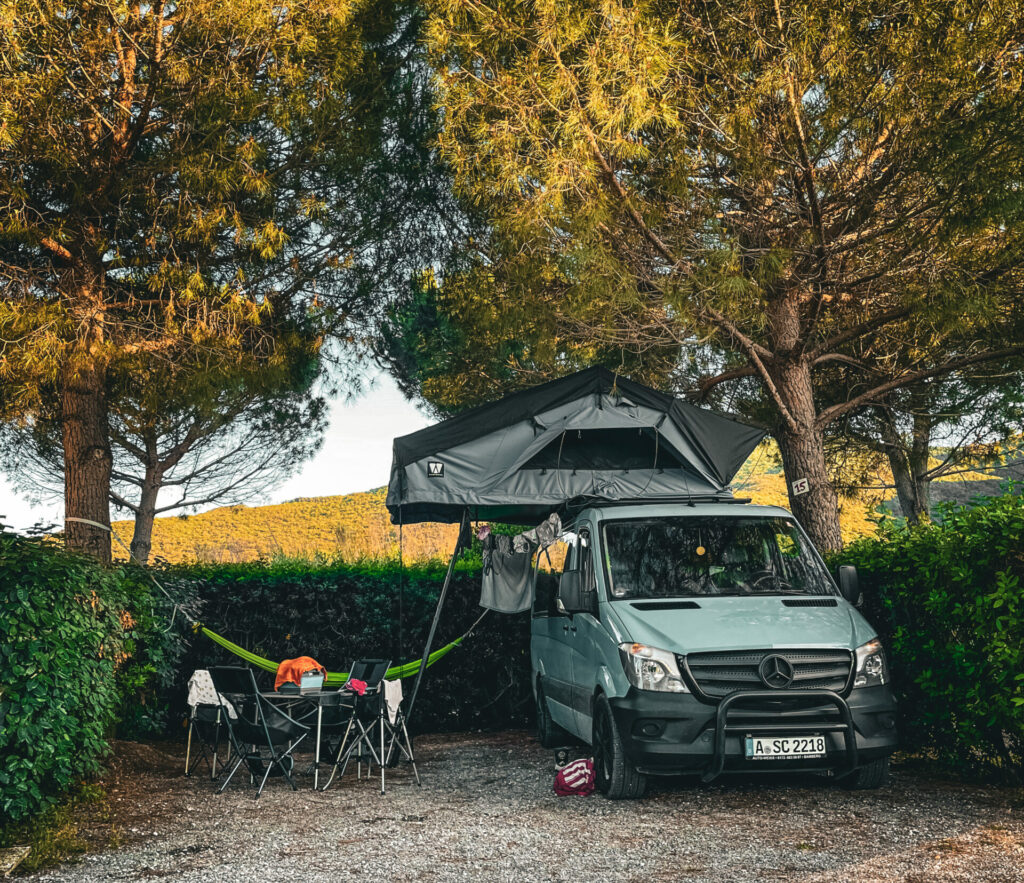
[427,460,445,478]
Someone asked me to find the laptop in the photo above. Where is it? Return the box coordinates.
[300,670,325,692]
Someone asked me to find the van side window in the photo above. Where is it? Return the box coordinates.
[578,530,595,590]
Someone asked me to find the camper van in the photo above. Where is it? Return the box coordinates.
[386,367,897,799]
[532,501,898,799]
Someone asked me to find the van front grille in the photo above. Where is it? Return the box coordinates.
[680,649,854,699]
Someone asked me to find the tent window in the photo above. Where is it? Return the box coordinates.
[521,428,685,471]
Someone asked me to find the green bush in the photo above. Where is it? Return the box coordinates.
[111,568,199,739]
[0,534,131,822]
[832,493,1024,780]
[164,555,533,734]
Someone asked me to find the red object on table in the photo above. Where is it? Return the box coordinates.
[274,656,326,691]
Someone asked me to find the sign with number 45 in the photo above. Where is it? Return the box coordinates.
[791,477,810,496]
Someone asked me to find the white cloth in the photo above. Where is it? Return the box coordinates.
[187,669,237,719]
[384,678,403,725]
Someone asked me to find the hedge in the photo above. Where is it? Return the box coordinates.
[832,493,1024,781]
[0,534,134,822]
[160,556,533,735]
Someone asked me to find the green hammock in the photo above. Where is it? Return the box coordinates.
[200,626,465,686]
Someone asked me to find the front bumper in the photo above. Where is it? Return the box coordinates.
[608,684,897,780]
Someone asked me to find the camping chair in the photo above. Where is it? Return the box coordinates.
[208,666,313,797]
[184,669,234,779]
[319,659,391,793]
[381,677,421,791]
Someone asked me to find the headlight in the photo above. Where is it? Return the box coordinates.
[853,639,889,688]
[619,643,689,693]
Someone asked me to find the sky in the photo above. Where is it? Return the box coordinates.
[0,372,431,532]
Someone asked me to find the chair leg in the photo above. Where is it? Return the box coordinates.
[401,718,421,787]
[211,713,221,779]
[321,716,356,791]
[255,755,274,797]
[383,715,420,787]
[380,717,386,795]
[184,719,194,777]
[218,753,247,793]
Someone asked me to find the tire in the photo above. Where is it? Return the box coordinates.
[841,757,890,790]
[592,694,647,799]
[536,681,573,749]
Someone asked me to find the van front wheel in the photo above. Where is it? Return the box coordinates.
[592,695,646,799]
[841,757,890,790]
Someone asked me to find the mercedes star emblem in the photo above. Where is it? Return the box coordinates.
[759,654,795,689]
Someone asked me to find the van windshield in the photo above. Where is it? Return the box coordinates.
[601,516,834,598]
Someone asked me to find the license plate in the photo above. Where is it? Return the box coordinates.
[745,734,826,760]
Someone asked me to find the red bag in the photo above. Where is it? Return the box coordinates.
[553,758,595,797]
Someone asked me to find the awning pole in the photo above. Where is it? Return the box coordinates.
[406,509,468,724]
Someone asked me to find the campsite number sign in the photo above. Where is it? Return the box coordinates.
[791,477,810,496]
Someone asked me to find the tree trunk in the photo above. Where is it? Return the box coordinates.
[129,464,163,565]
[773,358,844,553]
[879,409,931,524]
[885,446,927,523]
[908,410,933,518]
[62,354,113,564]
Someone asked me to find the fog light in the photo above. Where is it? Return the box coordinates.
[633,719,666,739]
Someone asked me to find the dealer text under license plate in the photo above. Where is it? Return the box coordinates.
[745,734,826,760]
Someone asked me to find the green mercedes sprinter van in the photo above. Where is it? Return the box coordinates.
[531,501,898,799]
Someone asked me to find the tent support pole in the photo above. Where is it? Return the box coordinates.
[406,509,468,724]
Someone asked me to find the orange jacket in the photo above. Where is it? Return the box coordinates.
[274,656,326,691]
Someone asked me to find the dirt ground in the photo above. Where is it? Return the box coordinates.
[22,733,1024,882]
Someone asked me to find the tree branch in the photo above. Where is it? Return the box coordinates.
[817,346,1024,428]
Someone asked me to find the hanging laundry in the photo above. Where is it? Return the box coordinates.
[480,533,535,613]
[514,513,562,552]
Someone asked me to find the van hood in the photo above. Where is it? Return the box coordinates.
[605,596,875,654]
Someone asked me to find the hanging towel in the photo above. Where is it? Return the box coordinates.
[384,678,403,724]
[481,533,535,613]
[186,669,236,719]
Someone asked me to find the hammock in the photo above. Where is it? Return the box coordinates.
[200,624,473,686]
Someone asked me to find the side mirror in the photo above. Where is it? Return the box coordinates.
[557,571,597,616]
[837,565,862,606]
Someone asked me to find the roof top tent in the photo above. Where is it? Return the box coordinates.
[387,366,765,525]
[387,366,765,718]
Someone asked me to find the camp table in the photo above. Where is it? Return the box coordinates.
[261,689,339,789]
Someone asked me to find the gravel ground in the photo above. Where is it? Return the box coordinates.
[26,733,1024,883]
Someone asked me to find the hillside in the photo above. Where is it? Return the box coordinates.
[113,445,1020,564]
[112,488,459,564]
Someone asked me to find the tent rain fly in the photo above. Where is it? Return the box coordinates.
[387,366,765,525]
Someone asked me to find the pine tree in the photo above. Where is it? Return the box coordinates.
[419,0,1024,550]
[0,0,440,561]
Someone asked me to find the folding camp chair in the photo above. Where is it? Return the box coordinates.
[184,670,234,779]
[319,659,391,793]
[209,666,313,797]
[381,678,420,790]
